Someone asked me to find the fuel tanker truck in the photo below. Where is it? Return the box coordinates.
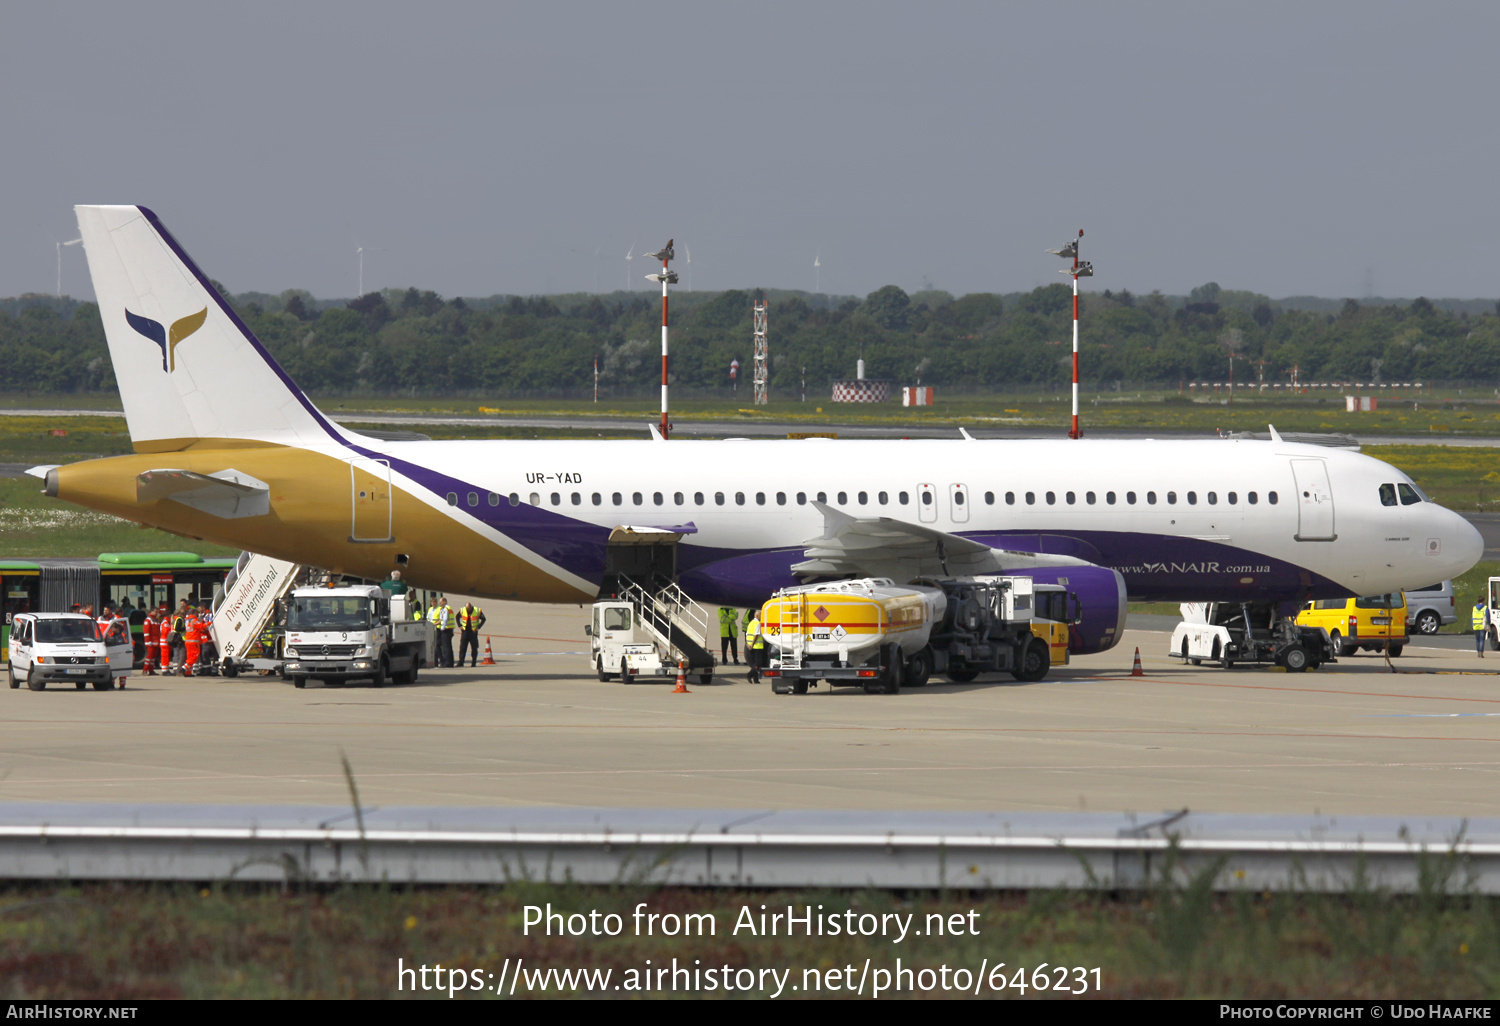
[758,576,1078,695]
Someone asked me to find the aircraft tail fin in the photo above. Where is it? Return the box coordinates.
[74,205,344,452]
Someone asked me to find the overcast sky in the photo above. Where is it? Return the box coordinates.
[4,2,1497,303]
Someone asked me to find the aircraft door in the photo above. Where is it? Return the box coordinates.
[918,483,938,523]
[1290,459,1336,541]
[349,458,394,543]
[949,483,970,523]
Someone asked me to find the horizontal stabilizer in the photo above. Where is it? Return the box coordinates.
[793,501,1090,580]
[136,468,270,519]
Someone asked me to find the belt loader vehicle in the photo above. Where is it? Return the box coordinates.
[281,581,429,688]
[759,576,1078,695]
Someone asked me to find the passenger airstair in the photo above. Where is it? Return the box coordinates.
[209,551,302,669]
[617,575,717,671]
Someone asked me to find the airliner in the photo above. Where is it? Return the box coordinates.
[32,205,1484,655]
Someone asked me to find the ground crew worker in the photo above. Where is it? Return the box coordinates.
[458,601,487,667]
[182,607,205,677]
[1474,595,1491,658]
[745,612,766,683]
[158,604,174,674]
[742,607,754,655]
[198,603,217,672]
[429,597,455,667]
[141,606,159,675]
[718,607,738,664]
[168,600,190,673]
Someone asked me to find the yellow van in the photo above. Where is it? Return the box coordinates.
[1296,593,1407,657]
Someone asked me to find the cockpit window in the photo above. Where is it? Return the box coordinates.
[1398,483,1422,505]
[1379,483,1398,507]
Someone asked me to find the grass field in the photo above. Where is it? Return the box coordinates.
[7,389,1500,438]
[1,875,1496,999]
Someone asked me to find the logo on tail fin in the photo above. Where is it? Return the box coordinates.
[125,307,207,372]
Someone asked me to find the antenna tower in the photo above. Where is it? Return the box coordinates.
[752,297,769,406]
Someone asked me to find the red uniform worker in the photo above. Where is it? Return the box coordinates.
[141,609,159,674]
[183,611,204,677]
[159,604,174,674]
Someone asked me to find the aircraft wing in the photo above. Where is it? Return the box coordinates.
[136,468,270,519]
[791,501,1090,580]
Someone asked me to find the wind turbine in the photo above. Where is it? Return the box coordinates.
[814,251,821,294]
[46,229,82,297]
[684,243,692,291]
[624,244,634,291]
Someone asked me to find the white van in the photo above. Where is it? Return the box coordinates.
[6,613,133,691]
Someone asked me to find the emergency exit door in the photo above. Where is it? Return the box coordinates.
[1290,459,1336,541]
[349,457,394,543]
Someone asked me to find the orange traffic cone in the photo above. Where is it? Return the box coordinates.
[480,639,496,666]
[1131,647,1145,677]
[672,659,691,694]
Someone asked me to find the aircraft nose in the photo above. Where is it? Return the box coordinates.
[1436,508,1485,579]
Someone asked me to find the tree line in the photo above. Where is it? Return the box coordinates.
[3,281,1499,396]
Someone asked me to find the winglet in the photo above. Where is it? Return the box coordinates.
[648,423,664,441]
[24,465,58,481]
[959,427,976,441]
[1267,423,1283,443]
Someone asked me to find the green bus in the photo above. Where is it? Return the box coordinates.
[1,551,236,661]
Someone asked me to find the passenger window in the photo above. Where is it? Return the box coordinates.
[898,492,908,504]
[1106,491,1116,504]
[632,492,643,506]
[818,492,827,503]
[838,491,848,504]
[1006,492,1015,505]
[1186,491,1197,505]
[756,492,766,505]
[1126,491,1136,504]
[1379,483,1397,507]
[879,491,889,505]
[1167,491,1177,504]
[1248,491,1258,504]
[1046,491,1055,504]
[736,492,746,506]
[509,493,520,506]
[446,492,457,506]
[1227,491,1237,504]
[1268,491,1278,504]
[572,492,582,505]
[796,492,806,505]
[715,492,725,505]
[952,492,963,506]
[695,492,705,505]
[551,492,561,506]
[529,493,540,506]
[777,492,787,505]
[488,493,499,507]
[652,492,663,505]
[1398,483,1421,505]
[1066,491,1075,505]
[1207,492,1217,505]
[922,492,933,506]
[984,491,994,505]
[1146,491,1156,504]
[592,493,602,506]
[1025,492,1035,505]
[612,492,622,506]
[1086,491,1096,504]
[468,492,479,507]
[674,492,684,505]
[858,491,868,505]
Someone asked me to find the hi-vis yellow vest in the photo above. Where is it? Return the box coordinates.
[1475,604,1489,631]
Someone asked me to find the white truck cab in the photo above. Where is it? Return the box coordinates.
[281,583,429,688]
[587,600,669,681]
[7,613,132,691]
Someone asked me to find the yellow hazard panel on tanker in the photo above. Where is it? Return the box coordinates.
[1031,621,1070,666]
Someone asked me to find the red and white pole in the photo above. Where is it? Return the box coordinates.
[660,255,670,439]
[1069,229,1083,440]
